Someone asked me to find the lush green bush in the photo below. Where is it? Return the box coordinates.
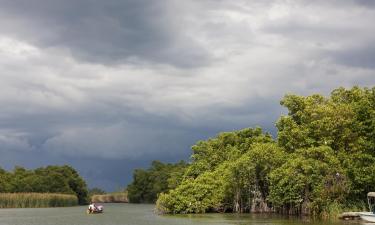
[157,163,231,214]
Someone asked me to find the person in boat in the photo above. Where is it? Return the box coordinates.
[88,203,97,213]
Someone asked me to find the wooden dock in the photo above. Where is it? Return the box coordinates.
[339,212,361,220]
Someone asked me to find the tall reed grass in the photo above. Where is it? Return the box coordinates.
[91,192,128,203]
[0,193,78,208]
[320,201,368,219]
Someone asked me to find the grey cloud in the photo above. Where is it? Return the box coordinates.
[42,122,194,159]
[1,0,375,190]
[0,0,211,67]
[357,0,375,7]
[0,147,180,191]
[0,133,33,152]
[329,45,375,69]
[259,0,375,71]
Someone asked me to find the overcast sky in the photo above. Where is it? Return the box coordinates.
[0,0,374,191]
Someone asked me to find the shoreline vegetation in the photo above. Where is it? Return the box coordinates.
[0,165,89,208]
[0,193,78,208]
[126,86,375,218]
[91,192,128,203]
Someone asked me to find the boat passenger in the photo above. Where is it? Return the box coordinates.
[88,203,97,213]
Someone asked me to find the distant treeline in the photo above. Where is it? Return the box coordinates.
[0,165,89,205]
[127,86,375,217]
[127,160,187,203]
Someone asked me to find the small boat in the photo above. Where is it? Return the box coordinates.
[87,204,104,214]
[359,192,375,222]
[360,212,375,222]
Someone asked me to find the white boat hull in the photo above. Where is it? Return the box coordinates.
[359,212,375,222]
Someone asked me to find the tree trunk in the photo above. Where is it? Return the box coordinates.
[234,188,241,213]
[301,185,310,215]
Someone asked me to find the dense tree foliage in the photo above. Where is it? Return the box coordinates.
[228,143,285,213]
[152,86,375,216]
[269,146,348,215]
[184,127,273,178]
[126,160,187,203]
[0,165,89,204]
[157,163,231,213]
[276,87,375,204]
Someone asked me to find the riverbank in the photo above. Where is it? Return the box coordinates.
[0,193,78,208]
[91,192,128,203]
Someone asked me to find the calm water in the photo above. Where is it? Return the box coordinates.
[0,203,363,225]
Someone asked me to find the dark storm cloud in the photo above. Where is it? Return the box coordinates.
[0,147,184,191]
[0,0,210,67]
[357,0,375,7]
[329,45,375,69]
[1,0,375,191]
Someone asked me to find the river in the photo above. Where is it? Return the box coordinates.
[0,203,360,225]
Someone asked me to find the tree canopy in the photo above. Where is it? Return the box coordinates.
[126,160,187,203]
[150,86,375,216]
[0,165,89,205]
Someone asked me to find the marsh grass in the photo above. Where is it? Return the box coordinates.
[319,201,368,219]
[0,193,78,208]
[91,192,128,203]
